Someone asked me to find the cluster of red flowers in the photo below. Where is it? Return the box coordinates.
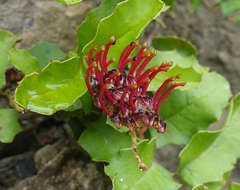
[85,36,185,170]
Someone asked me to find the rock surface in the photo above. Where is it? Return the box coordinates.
[8,139,111,190]
[0,0,93,52]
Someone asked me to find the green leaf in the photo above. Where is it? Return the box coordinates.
[69,118,85,140]
[15,57,87,115]
[178,93,240,186]
[220,0,240,17]
[229,183,240,190]
[152,36,197,56]
[67,50,78,58]
[0,30,19,89]
[64,97,82,112]
[151,72,231,147]
[149,36,205,91]
[60,92,93,119]
[193,184,217,190]
[192,172,230,190]
[82,0,164,68]
[233,15,240,23]
[80,91,93,115]
[105,141,181,190]
[0,31,18,51]
[0,109,22,143]
[77,0,124,55]
[162,0,175,7]
[65,91,92,114]
[8,48,40,74]
[189,0,202,10]
[104,139,155,183]
[29,42,66,69]
[151,65,202,90]
[55,0,82,6]
[78,117,181,190]
[78,116,132,162]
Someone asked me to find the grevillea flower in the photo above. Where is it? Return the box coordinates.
[85,36,185,170]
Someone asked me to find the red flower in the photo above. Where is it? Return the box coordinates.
[85,36,185,170]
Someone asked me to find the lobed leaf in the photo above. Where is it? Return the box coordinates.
[78,117,180,190]
[0,30,19,89]
[80,91,93,115]
[178,93,240,186]
[152,36,197,56]
[82,0,165,68]
[229,183,240,190]
[105,141,181,190]
[64,91,92,114]
[15,57,87,115]
[193,184,220,190]
[192,172,230,190]
[0,109,22,143]
[67,50,78,58]
[77,0,124,55]
[29,42,66,69]
[55,0,82,6]
[78,116,131,162]
[8,48,40,74]
[149,36,205,91]
[151,72,231,147]
[64,97,82,112]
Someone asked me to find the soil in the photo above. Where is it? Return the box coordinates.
[0,0,240,189]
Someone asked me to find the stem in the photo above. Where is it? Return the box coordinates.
[130,130,147,171]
